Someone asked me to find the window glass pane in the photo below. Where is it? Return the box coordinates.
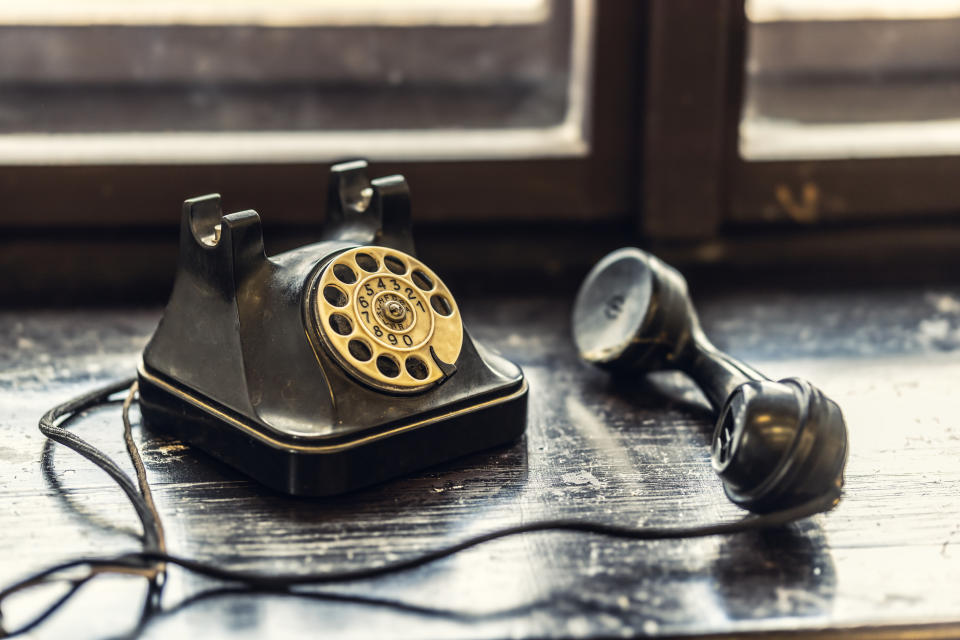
[741,0,960,160]
[0,0,593,163]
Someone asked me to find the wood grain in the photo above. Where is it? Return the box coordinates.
[1,287,959,638]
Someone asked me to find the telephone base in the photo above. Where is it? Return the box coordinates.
[137,364,528,496]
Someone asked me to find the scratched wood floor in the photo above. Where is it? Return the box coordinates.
[1,287,959,639]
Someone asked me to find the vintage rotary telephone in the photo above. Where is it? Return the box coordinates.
[137,159,528,496]
[0,176,848,637]
[573,248,849,513]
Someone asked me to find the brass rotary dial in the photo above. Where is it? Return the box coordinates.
[312,246,463,393]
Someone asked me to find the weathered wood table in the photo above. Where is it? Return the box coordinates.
[2,287,959,638]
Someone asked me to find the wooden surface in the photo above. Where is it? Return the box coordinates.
[2,286,960,638]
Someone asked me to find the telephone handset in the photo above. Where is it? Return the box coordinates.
[137,160,527,496]
[573,248,848,513]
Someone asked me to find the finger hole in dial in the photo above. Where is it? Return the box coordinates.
[348,338,372,361]
[430,294,453,316]
[411,270,434,291]
[355,253,379,272]
[323,285,348,307]
[405,356,429,380]
[333,263,357,284]
[384,255,406,275]
[328,313,353,336]
[376,354,400,378]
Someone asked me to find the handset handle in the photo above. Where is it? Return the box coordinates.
[683,328,767,412]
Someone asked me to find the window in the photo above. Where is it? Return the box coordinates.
[642,0,960,239]
[742,0,960,161]
[0,0,595,164]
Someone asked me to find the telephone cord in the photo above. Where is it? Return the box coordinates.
[0,377,841,637]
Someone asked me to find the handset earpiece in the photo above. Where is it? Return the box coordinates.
[572,248,848,513]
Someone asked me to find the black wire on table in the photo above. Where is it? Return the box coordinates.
[0,377,842,638]
[0,378,166,638]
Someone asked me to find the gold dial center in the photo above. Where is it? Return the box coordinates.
[384,300,407,321]
[373,292,417,334]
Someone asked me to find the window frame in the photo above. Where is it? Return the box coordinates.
[641,0,960,240]
[0,0,644,228]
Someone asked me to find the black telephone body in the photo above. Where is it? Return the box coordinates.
[137,161,528,496]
